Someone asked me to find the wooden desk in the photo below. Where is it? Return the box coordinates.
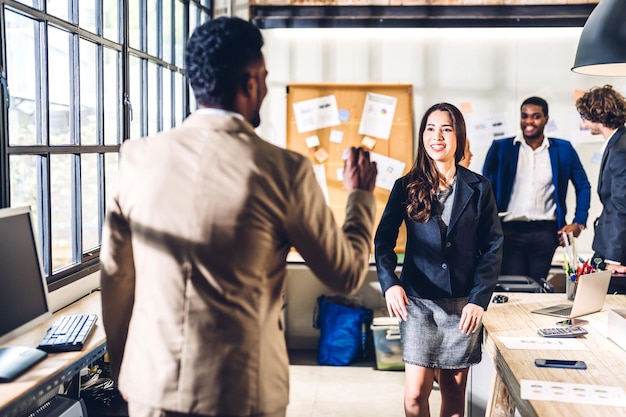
[0,291,106,417]
[482,293,626,417]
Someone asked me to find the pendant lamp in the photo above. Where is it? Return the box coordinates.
[571,0,626,76]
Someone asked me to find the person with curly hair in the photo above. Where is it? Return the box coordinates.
[375,103,503,417]
[577,85,626,275]
[100,17,378,417]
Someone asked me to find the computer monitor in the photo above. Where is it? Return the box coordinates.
[0,206,52,345]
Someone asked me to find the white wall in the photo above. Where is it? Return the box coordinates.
[258,26,626,258]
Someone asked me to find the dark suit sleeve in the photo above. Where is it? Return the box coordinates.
[567,144,591,226]
[468,179,503,309]
[482,142,499,187]
[605,147,626,263]
[374,179,405,295]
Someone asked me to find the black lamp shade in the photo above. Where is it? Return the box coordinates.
[572,0,626,76]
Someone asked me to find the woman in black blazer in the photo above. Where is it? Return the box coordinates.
[375,103,503,417]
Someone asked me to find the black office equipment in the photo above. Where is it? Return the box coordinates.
[0,346,48,382]
[537,326,588,338]
[496,275,544,293]
[38,314,98,353]
[29,395,88,417]
[0,207,52,345]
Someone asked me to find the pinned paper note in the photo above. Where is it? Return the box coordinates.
[361,136,376,150]
[338,109,350,122]
[336,167,344,181]
[573,89,586,101]
[358,92,397,140]
[312,164,329,205]
[329,129,344,144]
[292,95,340,133]
[313,148,329,163]
[305,135,320,149]
[369,152,406,191]
[460,101,473,114]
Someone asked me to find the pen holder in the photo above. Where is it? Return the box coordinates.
[566,275,577,301]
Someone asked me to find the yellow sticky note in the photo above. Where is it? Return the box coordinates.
[573,89,585,101]
[460,102,473,114]
[314,148,329,163]
[361,136,376,150]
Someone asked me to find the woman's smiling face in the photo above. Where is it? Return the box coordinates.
[423,109,457,164]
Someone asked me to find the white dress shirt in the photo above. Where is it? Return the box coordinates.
[504,135,557,223]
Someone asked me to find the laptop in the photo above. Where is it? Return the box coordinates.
[531,270,612,318]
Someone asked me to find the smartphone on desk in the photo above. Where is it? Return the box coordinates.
[534,359,587,370]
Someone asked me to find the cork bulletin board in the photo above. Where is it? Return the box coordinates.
[286,83,413,252]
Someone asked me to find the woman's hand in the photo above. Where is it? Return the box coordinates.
[459,303,484,335]
[384,285,409,322]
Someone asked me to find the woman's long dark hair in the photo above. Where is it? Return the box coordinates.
[405,103,466,223]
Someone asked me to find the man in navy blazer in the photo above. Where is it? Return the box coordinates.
[483,97,591,284]
[577,85,626,276]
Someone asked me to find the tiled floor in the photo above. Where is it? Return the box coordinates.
[286,350,442,417]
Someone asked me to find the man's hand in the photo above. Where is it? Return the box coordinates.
[606,263,626,274]
[343,147,377,192]
[558,223,584,246]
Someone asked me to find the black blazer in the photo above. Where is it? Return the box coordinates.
[593,126,626,265]
[375,166,503,309]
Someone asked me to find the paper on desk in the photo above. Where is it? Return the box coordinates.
[499,337,588,350]
[521,379,626,407]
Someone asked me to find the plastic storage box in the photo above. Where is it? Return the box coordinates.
[371,316,404,371]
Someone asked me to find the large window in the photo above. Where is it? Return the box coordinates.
[0,0,212,290]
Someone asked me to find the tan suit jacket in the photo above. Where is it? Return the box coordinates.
[100,113,376,416]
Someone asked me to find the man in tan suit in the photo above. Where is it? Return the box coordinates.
[100,17,378,417]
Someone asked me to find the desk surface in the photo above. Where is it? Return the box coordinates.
[0,291,106,417]
[482,293,626,417]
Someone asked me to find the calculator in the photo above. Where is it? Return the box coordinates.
[537,326,588,338]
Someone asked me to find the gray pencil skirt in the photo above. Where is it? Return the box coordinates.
[400,296,482,369]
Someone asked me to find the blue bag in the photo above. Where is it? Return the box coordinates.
[313,295,373,366]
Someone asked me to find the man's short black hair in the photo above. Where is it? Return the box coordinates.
[184,17,264,109]
[521,96,549,117]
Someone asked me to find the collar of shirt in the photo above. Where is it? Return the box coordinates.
[195,107,244,121]
[513,134,550,151]
[599,128,619,156]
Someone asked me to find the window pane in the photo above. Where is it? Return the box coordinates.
[9,155,42,258]
[103,0,120,42]
[80,39,98,145]
[6,11,39,146]
[148,62,159,136]
[79,1,97,34]
[47,0,70,23]
[147,0,158,57]
[50,154,74,270]
[189,3,198,37]
[163,69,172,130]
[105,153,119,206]
[175,72,185,126]
[12,0,37,8]
[9,155,40,222]
[104,47,121,146]
[174,0,184,66]
[163,0,173,64]
[129,0,141,51]
[129,55,143,139]
[81,154,99,251]
[48,26,72,145]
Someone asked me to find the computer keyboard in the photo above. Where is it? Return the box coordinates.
[38,314,97,353]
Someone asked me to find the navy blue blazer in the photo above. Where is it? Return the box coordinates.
[375,167,503,310]
[482,137,591,230]
[593,126,626,265]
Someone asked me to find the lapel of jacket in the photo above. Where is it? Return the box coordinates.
[446,168,476,235]
[548,138,560,197]
[506,140,521,199]
[599,126,626,191]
